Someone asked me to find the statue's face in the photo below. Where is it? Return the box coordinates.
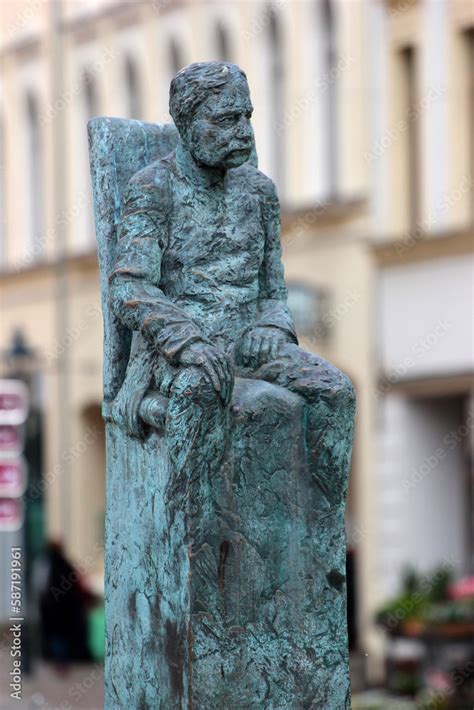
[182,77,254,170]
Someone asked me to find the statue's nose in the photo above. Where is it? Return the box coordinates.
[236,123,252,141]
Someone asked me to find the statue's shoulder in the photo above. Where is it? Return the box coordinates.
[126,151,176,202]
[230,163,278,201]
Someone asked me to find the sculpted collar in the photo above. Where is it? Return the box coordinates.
[174,141,226,190]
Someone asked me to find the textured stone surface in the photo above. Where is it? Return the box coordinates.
[89,61,355,709]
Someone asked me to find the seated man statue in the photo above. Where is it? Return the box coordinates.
[100,60,356,708]
[109,61,355,515]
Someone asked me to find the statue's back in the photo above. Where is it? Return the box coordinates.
[88,117,178,406]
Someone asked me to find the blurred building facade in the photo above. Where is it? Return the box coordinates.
[0,0,472,678]
[370,0,473,603]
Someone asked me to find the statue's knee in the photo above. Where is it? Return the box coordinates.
[312,368,355,411]
[331,372,356,409]
[172,367,220,406]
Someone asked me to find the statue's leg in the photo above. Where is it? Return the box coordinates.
[222,343,355,708]
[164,365,228,530]
[251,342,356,508]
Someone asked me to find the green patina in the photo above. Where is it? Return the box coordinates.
[89,61,355,709]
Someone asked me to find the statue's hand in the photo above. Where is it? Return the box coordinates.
[178,342,234,405]
[239,327,285,368]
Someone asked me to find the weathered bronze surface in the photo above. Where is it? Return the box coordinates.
[89,61,355,709]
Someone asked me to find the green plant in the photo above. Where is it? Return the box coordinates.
[376,565,455,629]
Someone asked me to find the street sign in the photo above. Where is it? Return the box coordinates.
[0,497,24,531]
[0,380,29,425]
[0,459,26,497]
[0,380,28,532]
[0,425,24,456]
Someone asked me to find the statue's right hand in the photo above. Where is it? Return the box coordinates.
[178,342,234,405]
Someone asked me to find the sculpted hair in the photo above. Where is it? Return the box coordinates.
[169,61,248,130]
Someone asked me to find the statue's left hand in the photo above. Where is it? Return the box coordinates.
[239,327,286,368]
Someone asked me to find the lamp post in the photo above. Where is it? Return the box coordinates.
[5,329,37,382]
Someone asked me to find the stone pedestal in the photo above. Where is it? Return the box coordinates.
[105,378,350,708]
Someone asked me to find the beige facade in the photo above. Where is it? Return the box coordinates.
[1,0,472,676]
[368,0,474,675]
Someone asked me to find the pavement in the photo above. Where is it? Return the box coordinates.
[0,645,103,710]
[0,645,391,709]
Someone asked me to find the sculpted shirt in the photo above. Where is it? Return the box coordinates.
[109,142,297,391]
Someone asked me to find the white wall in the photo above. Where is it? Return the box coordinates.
[377,393,469,599]
[379,255,474,379]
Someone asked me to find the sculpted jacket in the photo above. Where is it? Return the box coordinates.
[109,142,297,433]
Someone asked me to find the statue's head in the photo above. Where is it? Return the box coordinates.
[169,61,254,170]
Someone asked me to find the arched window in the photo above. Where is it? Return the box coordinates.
[83,71,98,119]
[25,93,43,257]
[81,71,99,247]
[216,22,231,62]
[124,56,142,119]
[169,38,183,78]
[321,0,338,198]
[268,7,284,192]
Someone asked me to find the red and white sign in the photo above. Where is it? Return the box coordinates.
[0,459,26,497]
[0,498,24,531]
[0,381,29,532]
[0,380,29,425]
[0,425,23,456]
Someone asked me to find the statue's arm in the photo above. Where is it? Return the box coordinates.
[109,173,209,362]
[253,181,297,343]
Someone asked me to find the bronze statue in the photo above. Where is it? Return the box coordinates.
[90,61,355,709]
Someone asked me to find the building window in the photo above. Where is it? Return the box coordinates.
[83,71,98,119]
[216,22,230,62]
[124,56,142,120]
[400,46,420,229]
[169,38,183,78]
[268,6,284,192]
[25,93,43,259]
[287,282,331,341]
[467,29,474,223]
[82,72,99,246]
[321,0,338,199]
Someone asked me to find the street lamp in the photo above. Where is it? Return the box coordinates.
[5,329,37,383]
